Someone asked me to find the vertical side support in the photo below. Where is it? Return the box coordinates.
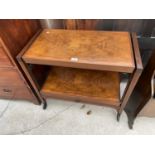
[17,59,43,103]
[16,30,47,109]
[118,33,143,119]
[119,70,141,114]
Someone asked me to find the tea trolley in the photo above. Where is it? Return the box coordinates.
[17,29,143,121]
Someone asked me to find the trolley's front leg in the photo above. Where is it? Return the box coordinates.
[117,111,121,122]
[42,98,47,110]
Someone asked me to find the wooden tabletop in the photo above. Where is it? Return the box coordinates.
[23,29,135,73]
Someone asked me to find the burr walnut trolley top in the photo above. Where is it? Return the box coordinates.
[23,29,135,73]
[20,29,142,120]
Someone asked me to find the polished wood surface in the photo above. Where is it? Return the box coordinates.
[0,42,13,68]
[23,29,135,73]
[63,19,101,30]
[0,68,25,87]
[41,67,120,106]
[0,85,33,100]
[17,30,44,104]
[125,50,155,129]
[0,64,37,102]
[0,19,41,103]
[0,19,41,59]
[119,33,143,114]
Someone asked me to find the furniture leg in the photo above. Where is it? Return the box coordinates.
[117,112,121,122]
[119,33,143,115]
[42,98,47,110]
[125,111,135,129]
[128,119,134,129]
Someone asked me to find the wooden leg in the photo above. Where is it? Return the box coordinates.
[117,110,121,122]
[116,69,139,125]
[128,119,134,129]
[118,33,143,121]
[125,111,135,129]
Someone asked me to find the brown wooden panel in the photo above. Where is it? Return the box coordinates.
[23,29,135,73]
[0,43,13,67]
[16,30,43,104]
[0,68,25,87]
[0,19,41,60]
[63,19,102,30]
[41,67,120,106]
[0,19,41,103]
[124,49,155,127]
[63,19,77,29]
[0,85,33,100]
[119,33,143,114]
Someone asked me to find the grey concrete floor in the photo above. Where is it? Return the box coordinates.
[0,98,155,134]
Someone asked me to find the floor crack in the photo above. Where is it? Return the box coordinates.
[0,95,15,120]
[9,104,74,135]
[0,103,9,120]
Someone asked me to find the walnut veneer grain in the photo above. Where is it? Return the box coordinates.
[0,44,13,68]
[41,67,120,106]
[23,29,135,73]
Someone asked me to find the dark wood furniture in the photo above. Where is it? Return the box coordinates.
[17,29,143,120]
[40,19,155,37]
[125,50,155,129]
[0,20,41,104]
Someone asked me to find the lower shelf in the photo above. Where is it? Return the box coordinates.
[41,67,120,107]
